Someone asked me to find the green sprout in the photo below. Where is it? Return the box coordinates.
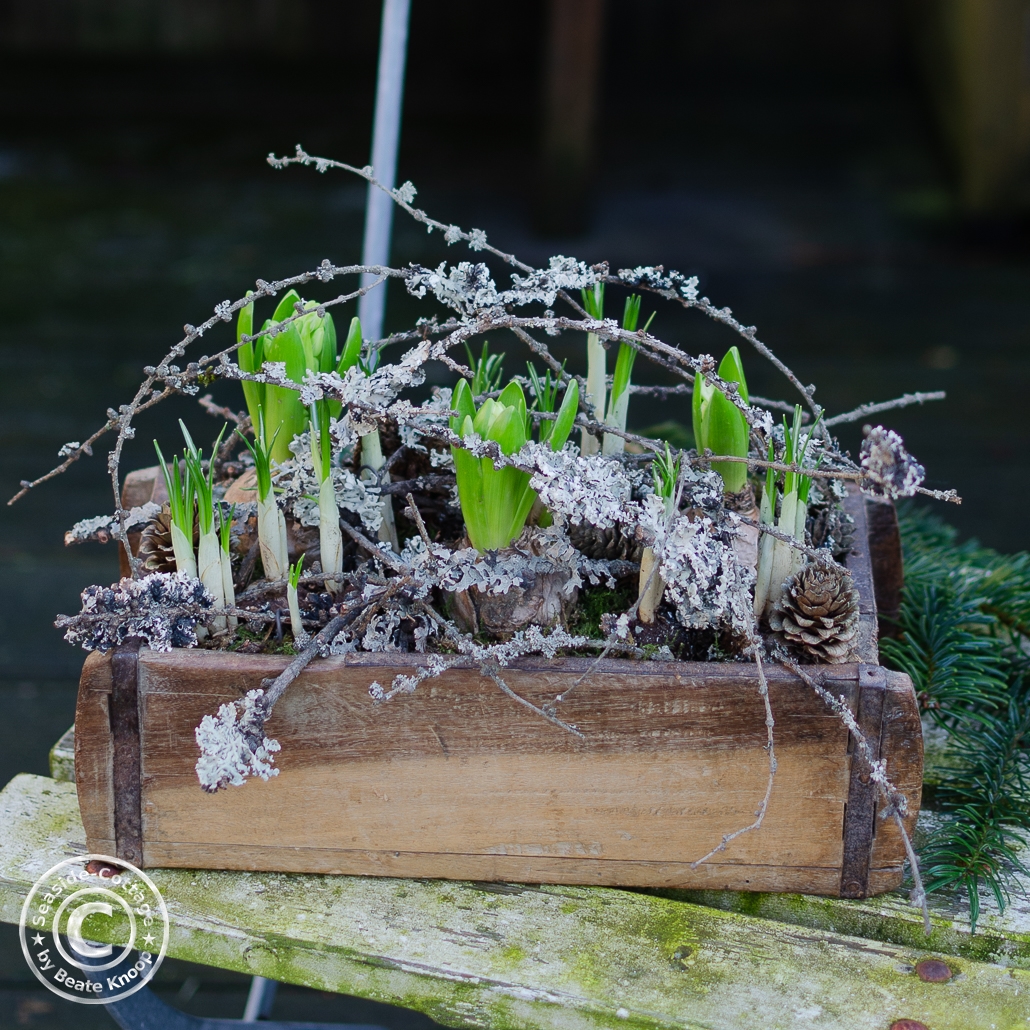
[236,410,289,582]
[602,296,654,455]
[651,443,682,515]
[153,441,197,580]
[178,421,229,632]
[692,346,751,494]
[219,503,237,631]
[638,443,682,623]
[450,374,579,552]
[580,282,605,455]
[237,290,344,465]
[287,553,307,644]
[309,399,344,592]
[526,362,569,446]
[465,340,505,396]
[754,404,821,618]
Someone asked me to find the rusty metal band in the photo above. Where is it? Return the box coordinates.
[110,638,143,867]
[839,663,887,898]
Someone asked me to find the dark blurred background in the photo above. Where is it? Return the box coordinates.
[1,0,1028,1024]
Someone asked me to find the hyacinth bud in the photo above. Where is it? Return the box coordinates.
[692,346,750,493]
[450,375,578,553]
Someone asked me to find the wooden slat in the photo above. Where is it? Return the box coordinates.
[74,650,116,853]
[840,664,887,897]
[0,774,1022,1030]
[866,498,904,639]
[111,638,143,867]
[74,648,920,894]
[843,487,878,663]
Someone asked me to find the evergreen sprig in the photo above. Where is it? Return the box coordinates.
[885,505,1030,928]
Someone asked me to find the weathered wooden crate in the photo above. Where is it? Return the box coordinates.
[74,493,922,897]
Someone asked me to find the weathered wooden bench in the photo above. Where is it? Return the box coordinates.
[0,729,1027,1029]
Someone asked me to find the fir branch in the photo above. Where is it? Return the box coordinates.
[884,505,1030,929]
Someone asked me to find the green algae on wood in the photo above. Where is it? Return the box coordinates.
[48,726,75,783]
[658,876,1030,971]
[1,774,1029,1030]
[44,727,1030,971]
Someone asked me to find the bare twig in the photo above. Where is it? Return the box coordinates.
[198,394,249,428]
[698,453,864,482]
[338,518,411,575]
[260,613,349,711]
[380,473,454,496]
[737,514,843,565]
[483,665,585,737]
[404,492,432,546]
[824,391,946,427]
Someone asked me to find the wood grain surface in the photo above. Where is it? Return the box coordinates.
[74,495,922,895]
[76,650,921,893]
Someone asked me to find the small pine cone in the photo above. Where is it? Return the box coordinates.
[769,563,859,663]
[809,503,856,560]
[567,522,645,563]
[138,505,200,573]
[138,506,177,573]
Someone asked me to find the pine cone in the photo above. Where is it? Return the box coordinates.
[769,563,859,663]
[138,506,177,573]
[138,505,199,573]
[809,503,856,560]
[567,522,645,563]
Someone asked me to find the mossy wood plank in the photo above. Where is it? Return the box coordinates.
[75,649,921,894]
[1,773,1027,1030]
[47,728,1030,970]
[49,726,75,783]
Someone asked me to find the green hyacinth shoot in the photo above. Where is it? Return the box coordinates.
[692,346,750,493]
[450,374,579,552]
[237,291,362,465]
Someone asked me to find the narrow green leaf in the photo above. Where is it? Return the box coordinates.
[716,345,749,405]
[450,379,476,433]
[549,380,579,451]
[692,372,711,452]
[338,316,363,374]
[622,295,641,333]
[706,388,748,493]
[580,282,604,320]
[271,289,301,324]
[497,379,527,423]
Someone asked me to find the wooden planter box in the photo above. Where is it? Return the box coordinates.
[73,493,922,898]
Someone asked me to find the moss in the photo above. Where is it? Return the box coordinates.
[645,887,1030,968]
[568,583,636,638]
[496,944,527,969]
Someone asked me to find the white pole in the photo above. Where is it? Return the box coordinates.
[358,0,412,345]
